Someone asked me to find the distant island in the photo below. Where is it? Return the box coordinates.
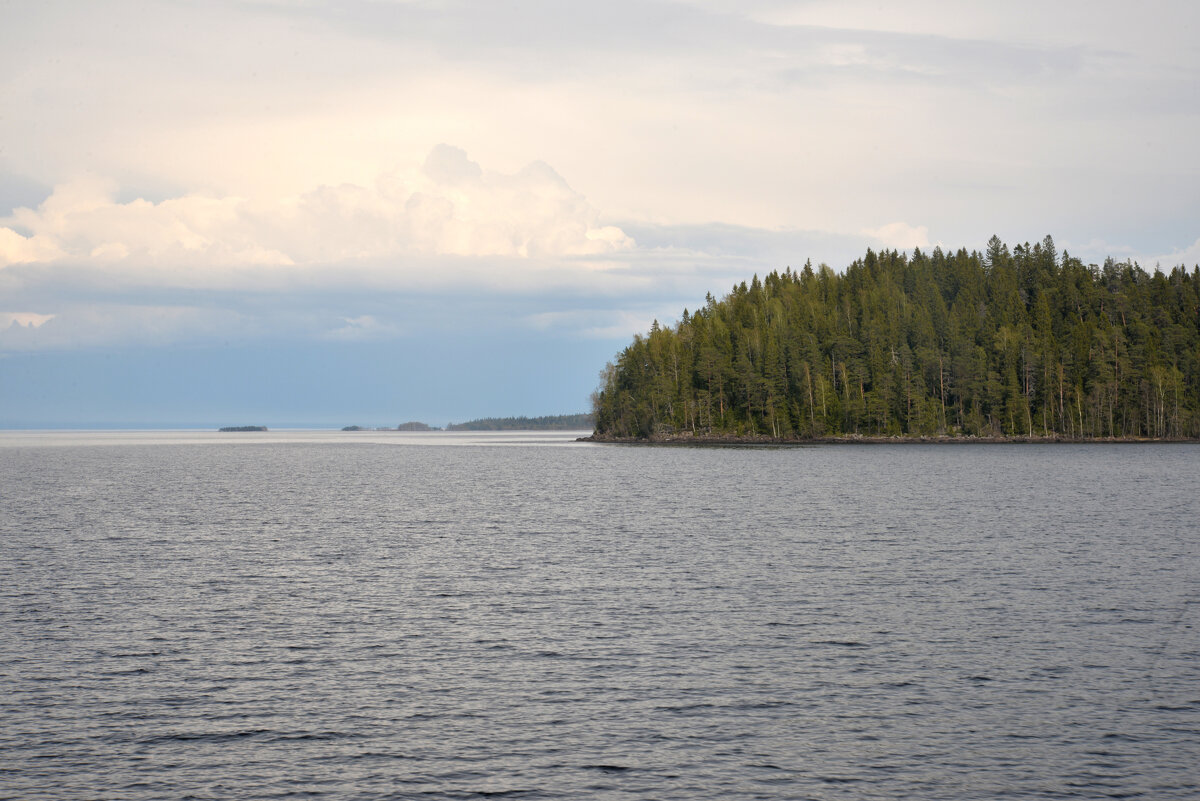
[590,236,1200,442]
[447,413,594,431]
[341,422,440,431]
[219,425,268,432]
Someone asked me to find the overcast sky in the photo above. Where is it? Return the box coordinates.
[2,0,1198,426]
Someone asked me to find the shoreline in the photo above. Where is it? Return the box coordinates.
[579,433,1200,445]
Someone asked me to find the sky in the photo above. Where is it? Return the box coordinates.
[2,0,1198,427]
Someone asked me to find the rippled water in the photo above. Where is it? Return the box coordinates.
[2,431,1198,799]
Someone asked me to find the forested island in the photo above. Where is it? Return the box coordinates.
[219,425,268,432]
[591,236,1200,442]
[341,422,438,431]
[448,414,593,431]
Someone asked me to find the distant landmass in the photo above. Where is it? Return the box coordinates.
[447,413,594,431]
[341,422,440,431]
[219,425,268,432]
[591,236,1200,442]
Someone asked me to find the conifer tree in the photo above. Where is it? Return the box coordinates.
[593,238,1200,440]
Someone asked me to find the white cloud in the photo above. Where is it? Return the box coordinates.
[0,176,283,270]
[862,222,931,250]
[0,304,261,351]
[525,307,685,341]
[322,315,400,342]
[1147,238,1200,270]
[0,227,64,265]
[0,146,634,275]
[581,310,672,341]
[1064,237,1138,266]
[4,0,1196,252]
[0,312,55,329]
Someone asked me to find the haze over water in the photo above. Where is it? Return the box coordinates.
[2,432,1198,799]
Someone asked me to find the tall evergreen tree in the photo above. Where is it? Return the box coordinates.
[593,237,1200,440]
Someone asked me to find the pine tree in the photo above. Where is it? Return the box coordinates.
[593,237,1200,440]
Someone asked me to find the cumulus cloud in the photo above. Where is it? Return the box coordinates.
[322,315,401,342]
[1063,237,1138,266]
[1146,238,1200,270]
[0,226,65,265]
[525,308,682,341]
[0,146,634,274]
[0,304,261,351]
[862,222,931,250]
[0,312,55,329]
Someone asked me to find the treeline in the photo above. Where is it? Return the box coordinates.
[593,236,1200,440]
[341,422,436,431]
[448,413,594,431]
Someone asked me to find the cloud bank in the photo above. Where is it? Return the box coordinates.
[0,146,632,275]
[2,1,1197,423]
[0,146,759,352]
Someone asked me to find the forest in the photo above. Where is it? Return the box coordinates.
[448,414,593,431]
[592,236,1200,440]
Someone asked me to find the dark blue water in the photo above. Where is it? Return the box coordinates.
[2,432,1198,799]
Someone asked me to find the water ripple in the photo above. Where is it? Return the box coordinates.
[1,437,1198,799]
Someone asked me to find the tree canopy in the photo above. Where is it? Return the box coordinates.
[592,237,1200,440]
[448,414,593,431]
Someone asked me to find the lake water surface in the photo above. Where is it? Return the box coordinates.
[2,431,1198,799]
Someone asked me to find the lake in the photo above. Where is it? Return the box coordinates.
[1,431,1198,799]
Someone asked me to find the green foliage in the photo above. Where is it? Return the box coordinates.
[448,413,594,431]
[593,238,1200,440]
